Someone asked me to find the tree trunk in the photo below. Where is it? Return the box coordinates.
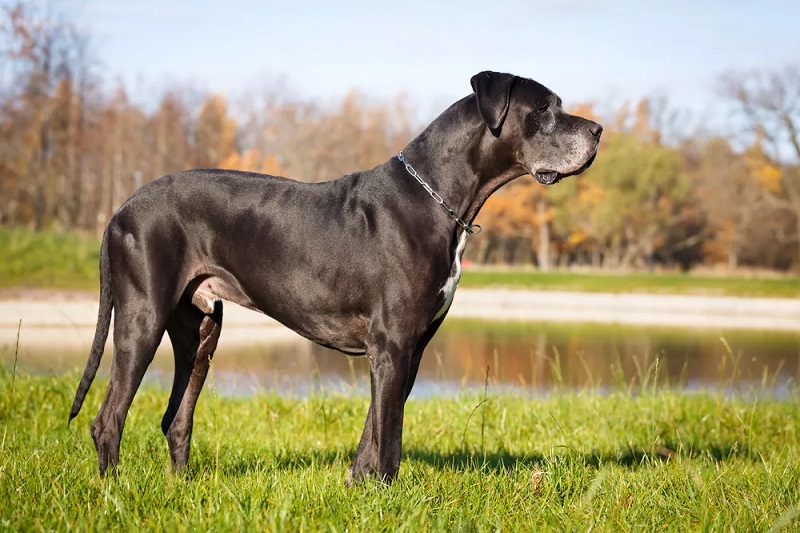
[728,231,739,270]
[536,198,550,271]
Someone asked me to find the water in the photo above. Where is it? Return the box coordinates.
[4,319,799,397]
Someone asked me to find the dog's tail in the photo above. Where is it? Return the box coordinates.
[69,227,113,424]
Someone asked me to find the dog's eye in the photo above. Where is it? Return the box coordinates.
[537,102,549,113]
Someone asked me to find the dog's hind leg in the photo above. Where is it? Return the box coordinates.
[161,299,201,437]
[163,298,223,471]
[90,302,168,476]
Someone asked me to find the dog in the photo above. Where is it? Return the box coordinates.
[69,71,602,483]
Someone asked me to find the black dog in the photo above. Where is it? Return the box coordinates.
[69,71,601,483]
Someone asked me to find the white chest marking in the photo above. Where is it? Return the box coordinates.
[434,233,468,320]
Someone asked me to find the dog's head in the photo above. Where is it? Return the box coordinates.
[471,71,602,185]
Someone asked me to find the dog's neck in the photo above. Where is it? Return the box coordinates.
[395,95,527,237]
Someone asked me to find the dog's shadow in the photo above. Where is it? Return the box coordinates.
[407,439,755,471]
[207,440,753,479]
[404,447,667,471]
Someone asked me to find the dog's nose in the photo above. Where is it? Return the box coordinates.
[588,121,603,138]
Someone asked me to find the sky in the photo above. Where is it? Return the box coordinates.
[73,0,799,124]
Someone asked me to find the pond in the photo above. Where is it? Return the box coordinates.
[4,319,799,397]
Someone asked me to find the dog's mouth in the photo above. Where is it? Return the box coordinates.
[532,148,599,186]
[575,150,598,175]
[534,170,561,185]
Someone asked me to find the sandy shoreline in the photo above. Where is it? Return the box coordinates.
[2,288,799,351]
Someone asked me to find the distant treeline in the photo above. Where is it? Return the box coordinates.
[1,2,799,271]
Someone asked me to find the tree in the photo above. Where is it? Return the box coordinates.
[474,180,551,267]
[550,99,692,269]
[192,94,237,168]
[720,64,800,268]
[148,91,192,178]
[685,137,770,269]
[94,85,147,230]
[0,1,98,230]
[239,88,415,183]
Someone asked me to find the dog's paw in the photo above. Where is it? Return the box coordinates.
[345,464,398,487]
[344,464,376,487]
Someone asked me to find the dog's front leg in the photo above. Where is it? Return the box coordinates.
[346,341,413,485]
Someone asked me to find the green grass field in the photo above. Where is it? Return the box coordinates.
[3,226,800,297]
[4,227,798,529]
[0,227,100,290]
[459,269,800,298]
[1,368,798,531]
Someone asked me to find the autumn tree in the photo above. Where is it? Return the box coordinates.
[0,1,98,230]
[684,137,763,268]
[1,3,797,273]
[473,180,552,266]
[147,91,192,178]
[239,87,415,182]
[720,64,800,267]
[192,94,237,168]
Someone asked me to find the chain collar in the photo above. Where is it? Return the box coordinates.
[397,152,482,235]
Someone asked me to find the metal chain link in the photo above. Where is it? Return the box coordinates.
[397,152,482,235]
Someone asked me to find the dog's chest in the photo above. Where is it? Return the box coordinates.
[434,233,467,320]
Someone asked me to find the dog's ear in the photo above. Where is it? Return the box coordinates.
[470,71,516,136]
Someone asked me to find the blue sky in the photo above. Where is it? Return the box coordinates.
[76,0,799,121]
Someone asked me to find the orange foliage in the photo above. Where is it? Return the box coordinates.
[743,140,782,193]
[220,150,282,175]
[476,179,547,236]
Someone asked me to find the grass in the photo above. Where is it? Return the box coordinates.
[3,226,800,297]
[0,227,100,290]
[1,367,799,531]
[2,228,798,529]
[460,269,800,298]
